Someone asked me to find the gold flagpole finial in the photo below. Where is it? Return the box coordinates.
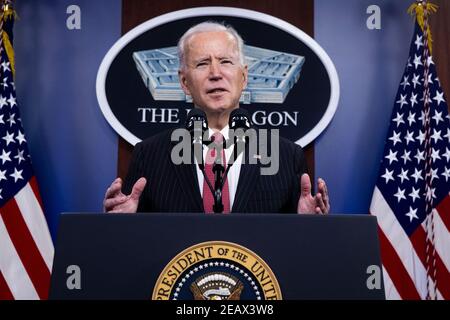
[407,1,438,53]
[1,0,16,21]
[0,0,17,77]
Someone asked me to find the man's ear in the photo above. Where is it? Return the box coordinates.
[178,70,191,96]
[242,65,248,89]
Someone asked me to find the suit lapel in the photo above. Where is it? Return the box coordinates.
[170,137,203,212]
[232,139,261,213]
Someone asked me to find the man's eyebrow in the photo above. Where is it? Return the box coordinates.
[193,57,211,63]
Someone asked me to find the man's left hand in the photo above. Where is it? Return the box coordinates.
[297,173,330,214]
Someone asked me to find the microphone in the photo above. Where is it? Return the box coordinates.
[186,109,208,170]
[229,108,252,131]
[228,108,252,165]
[185,109,220,212]
[185,108,208,146]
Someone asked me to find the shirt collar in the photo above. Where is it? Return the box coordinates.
[208,125,230,141]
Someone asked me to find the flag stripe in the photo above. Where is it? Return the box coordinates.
[370,187,427,298]
[0,270,14,300]
[381,266,401,300]
[434,254,450,299]
[411,228,450,299]
[378,226,421,299]
[0,199,50,299]
[410,225,450,299]
[433,207,450,273]
[0,215,39,300]
[14,182,54,271]
[29,176,44,214]
[436,195,450,232]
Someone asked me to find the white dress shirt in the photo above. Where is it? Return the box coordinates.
[194,125,243,209]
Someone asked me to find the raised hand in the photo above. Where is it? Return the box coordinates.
[297,173,330,214]
[103,177,147,213]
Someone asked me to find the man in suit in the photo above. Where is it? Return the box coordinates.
[103,21,330,214]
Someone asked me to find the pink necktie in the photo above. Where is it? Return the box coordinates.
[203,132,230,213]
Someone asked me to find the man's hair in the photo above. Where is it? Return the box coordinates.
[177,21,245,70]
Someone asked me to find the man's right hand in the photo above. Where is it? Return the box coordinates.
[103,177,147,213]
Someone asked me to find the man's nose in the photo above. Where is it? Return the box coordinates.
[208,61,222,80]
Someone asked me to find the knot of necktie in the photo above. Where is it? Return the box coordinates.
[209,132,224,160]
[211,132,224,143]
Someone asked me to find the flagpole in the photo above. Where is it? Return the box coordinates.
[417,0,439,301]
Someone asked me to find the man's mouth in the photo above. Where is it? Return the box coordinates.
[206,88,228,94]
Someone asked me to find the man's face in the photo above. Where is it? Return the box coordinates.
[179,31,248,115]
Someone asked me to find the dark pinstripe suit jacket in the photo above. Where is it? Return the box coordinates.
[123,128,308,213]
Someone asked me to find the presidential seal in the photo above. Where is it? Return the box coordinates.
[152,241,282,300]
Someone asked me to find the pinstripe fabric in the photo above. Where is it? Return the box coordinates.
[123,128,308,213]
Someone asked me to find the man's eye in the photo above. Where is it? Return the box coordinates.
[221,60,233,64]
[196,62,208,67]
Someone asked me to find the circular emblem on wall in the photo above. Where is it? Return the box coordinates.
[152,241,282,300]
[97,7,339,146]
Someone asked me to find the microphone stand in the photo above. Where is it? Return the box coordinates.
[195,133,246,213]
[197,138,231,213]
[207,136,246,213]
[212,161,225,213]
[210,137,226,213]
[194,140,225,213]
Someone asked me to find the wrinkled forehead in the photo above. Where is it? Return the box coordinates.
[184,31,239,59]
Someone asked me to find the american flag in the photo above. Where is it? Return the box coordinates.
[0,5,53,300]
[370,17,450,299]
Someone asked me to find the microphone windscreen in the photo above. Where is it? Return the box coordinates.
[186,109,208,132]
[229,108,252,130]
